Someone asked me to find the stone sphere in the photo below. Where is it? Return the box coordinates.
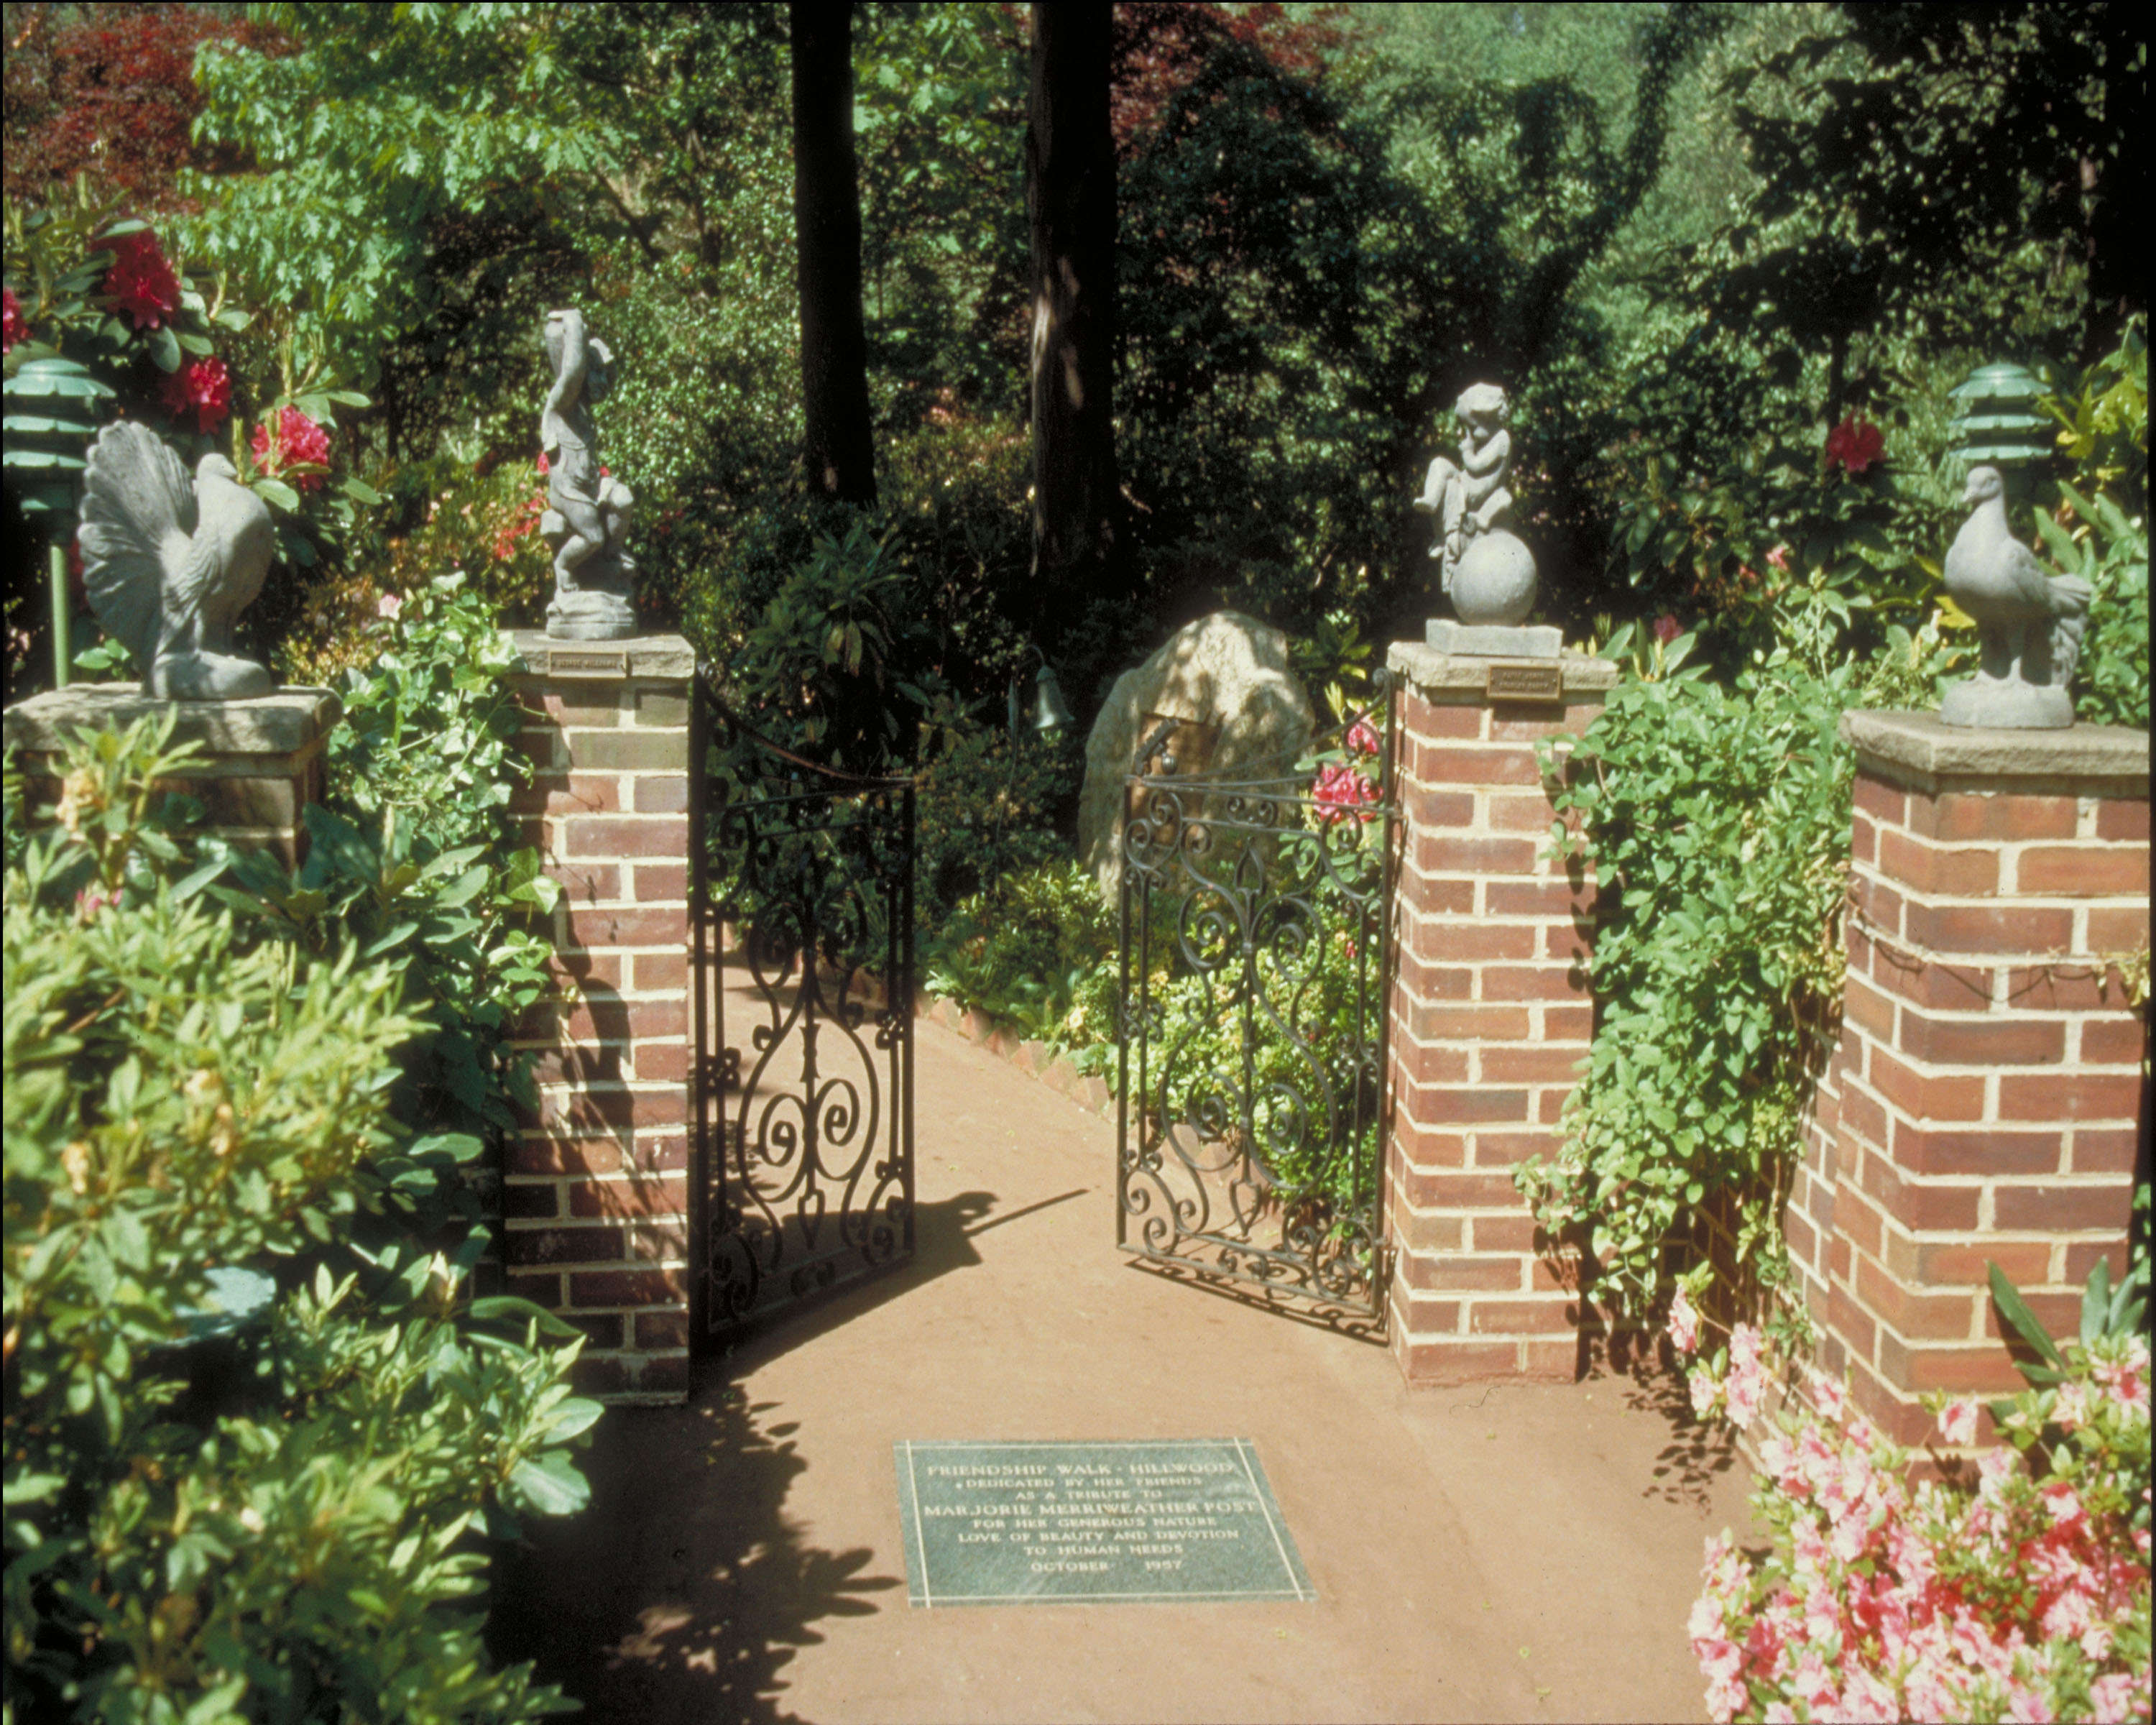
[1450,529,1538,626]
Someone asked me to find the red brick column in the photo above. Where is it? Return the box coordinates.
[1813,712,2148,1443]
[1383,643,1618,1383]
[504,632,696,1404]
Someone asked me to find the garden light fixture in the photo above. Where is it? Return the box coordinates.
[1008,644,1074,740]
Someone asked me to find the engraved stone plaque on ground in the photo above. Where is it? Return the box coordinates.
[893,1439,1314,1606]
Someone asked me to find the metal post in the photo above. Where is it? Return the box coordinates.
[49,541,70,688]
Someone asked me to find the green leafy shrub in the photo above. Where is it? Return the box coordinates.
[3,717,590,1724]
[1516,636,1856,1319]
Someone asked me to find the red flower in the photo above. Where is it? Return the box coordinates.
[251,404,331,490]
[1653,614,1683,645]
[535,451,549,476]
[157,354,231,433]
[1823,415,1885,475]
[1,286,24,352]
[105,229,181,331]
[1312,760,1379,824]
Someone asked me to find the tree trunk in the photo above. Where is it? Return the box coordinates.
[790,0,875,505]
[1026,1,1120,607]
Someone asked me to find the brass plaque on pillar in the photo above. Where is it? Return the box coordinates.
[1485,662,1563,702]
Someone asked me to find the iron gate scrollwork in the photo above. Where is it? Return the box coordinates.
[690,678,915,1344]
[1116,687,1396,1330]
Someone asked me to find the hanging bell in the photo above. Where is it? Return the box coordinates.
[1031,664,1075,735]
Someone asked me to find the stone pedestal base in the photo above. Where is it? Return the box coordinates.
[2,683,341,868]
[1940,674,2074,731]
[1425,621,1564,658]
[545,588,640,641]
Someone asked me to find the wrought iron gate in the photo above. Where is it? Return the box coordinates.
[690,679,915,1346]
[1115,693,1396,1330]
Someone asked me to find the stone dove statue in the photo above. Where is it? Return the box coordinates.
[78,420,276,700]
[1940,465,2091,730]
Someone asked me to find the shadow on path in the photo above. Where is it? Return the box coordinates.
[1621,1365,1741,1510]
[489,1184,1087,1724]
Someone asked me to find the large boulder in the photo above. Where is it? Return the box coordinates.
[1077,611,1317,901]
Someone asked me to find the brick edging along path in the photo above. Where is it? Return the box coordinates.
[913,991,1120,1117]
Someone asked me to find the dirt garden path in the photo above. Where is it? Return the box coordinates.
[491,1014,1754,1724]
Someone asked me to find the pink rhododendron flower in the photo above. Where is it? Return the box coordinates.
[1,285,24,351]
[105,229,181,330]
[1667,1284,1700,1354]
[1938,1396,1979,1445]
[157,355,231,434]
[535,450,549,475]
[1653,612,1682,645]
[1345,716,1381,757]
[377,593,403,621]
[252,405,332,491]
[1311,760,1378,824]
[1824,413,1886,474]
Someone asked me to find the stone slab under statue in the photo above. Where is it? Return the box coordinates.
[540,307,639,641]
[1413,383,1558,658]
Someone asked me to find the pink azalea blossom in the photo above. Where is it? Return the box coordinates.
[1690,1366,1720,1420]
[1667,1284,1701,1354]
[1938,1396,1979,1445]
[1806,1368,1848,1425]
[2089,1673,2140,1723]
[2037,1480,2084,1530]
[377,593,403,621]
[2051,1381,2089,1430]
[1791,1649,1838,1714]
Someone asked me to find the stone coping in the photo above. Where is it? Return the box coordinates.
[1843,710,2150,797]
[504,630,696,681]
[1386,639,1620,696]
[3,684,341,760]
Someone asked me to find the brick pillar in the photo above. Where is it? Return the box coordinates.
[2,683,338,868]
[1817,712,2148,1444]
[1383,642,1618,1383]
[504,632,696,1404]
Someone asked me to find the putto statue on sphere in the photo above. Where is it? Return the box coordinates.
[540,308,639,640]
[78,420,275,700]
[1938,464,2091,730]
[1415,382,1540,635]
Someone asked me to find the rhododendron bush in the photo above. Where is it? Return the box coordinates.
[1677,1304,2152,1724]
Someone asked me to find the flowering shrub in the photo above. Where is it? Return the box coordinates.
[250,400,332,491]
[1822,413,1886,476]
[101,226,180,328]
[1678,1303,2152,1724]
[155,351,231,432]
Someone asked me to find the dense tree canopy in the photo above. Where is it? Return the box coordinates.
[3,0,2145,736]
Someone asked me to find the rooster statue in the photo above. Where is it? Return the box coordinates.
[1940,465,2089,730]
[78,420,275,701]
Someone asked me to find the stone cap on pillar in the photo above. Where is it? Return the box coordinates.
[1842,710,2150,799]
[4,684,342,771]
[504,632,696,682]
[1387,640,1620,700]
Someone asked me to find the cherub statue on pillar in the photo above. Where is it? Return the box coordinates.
[541,308,639,640]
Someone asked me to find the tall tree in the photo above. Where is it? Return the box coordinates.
[791,0,875,504]
[1026,2,1120,612]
